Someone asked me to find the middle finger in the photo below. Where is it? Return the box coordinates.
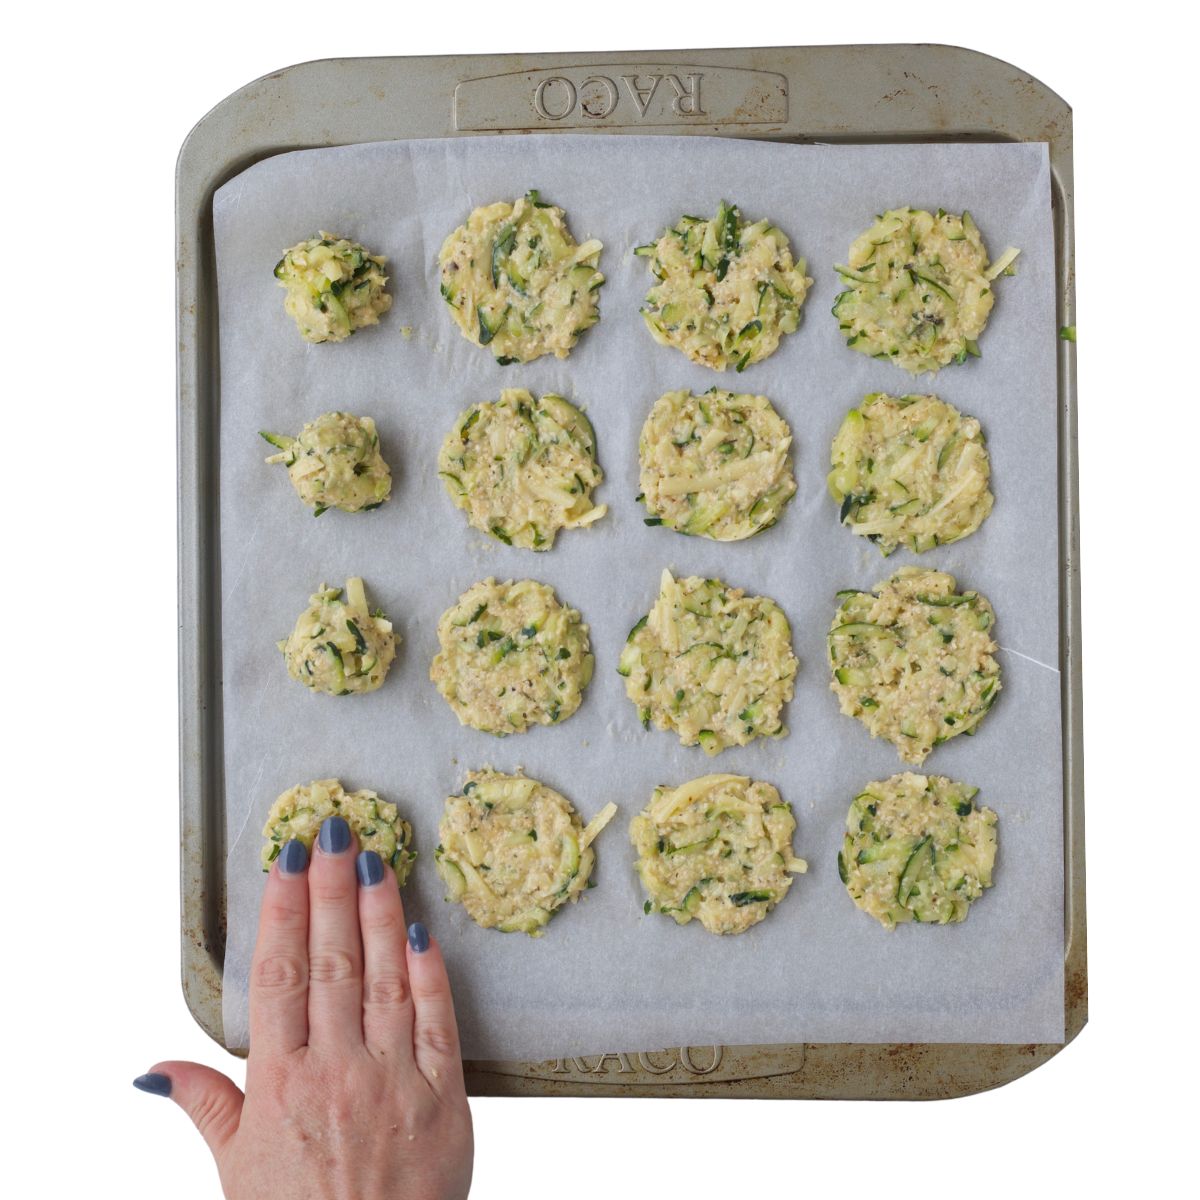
[307,815,364,1048]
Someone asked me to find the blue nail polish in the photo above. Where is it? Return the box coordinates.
[407,921,430,954]
[357,850,385,887]
[278,839,308,875]
[318,816,351,855]
[133,1073,172,1097]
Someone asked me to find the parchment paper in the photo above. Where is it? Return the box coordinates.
[214,135,1063,1058]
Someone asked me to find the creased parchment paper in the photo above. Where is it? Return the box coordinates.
[214,136,1063,1058]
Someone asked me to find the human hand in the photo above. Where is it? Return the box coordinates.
[136,817,473,1199]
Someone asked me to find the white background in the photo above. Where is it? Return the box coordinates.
[5,2,1192,1195]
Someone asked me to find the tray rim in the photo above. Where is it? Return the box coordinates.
[176,42,1084,1100]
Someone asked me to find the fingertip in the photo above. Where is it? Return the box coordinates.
[132,1072,172,1097]
[276,839,308,876]
[317,815,352,856]
[357,849,386,888]
[406,925,454,1001]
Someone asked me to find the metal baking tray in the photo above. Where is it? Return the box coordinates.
[177,43,1084,1099]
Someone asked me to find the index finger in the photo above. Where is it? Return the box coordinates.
[248,839,311,1057]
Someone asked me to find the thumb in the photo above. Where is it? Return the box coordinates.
[134,1061,244,1157]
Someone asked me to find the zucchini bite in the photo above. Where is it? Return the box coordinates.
[620,570,798,755]
[631,774,807,935]
[435,770,616,936]
[438,190,603,364]
[274,231,392,343]
[261,411,391,516]
[828,568,1001,765]
[430,578,593,735]
[638,387,796,541]
[636,201,812,371]
[438,390,605,550]
[261,779,416,885]
[828,393,993,555]
[832,207,1019,374]
[839,773,997,929]
[278,577,396,698]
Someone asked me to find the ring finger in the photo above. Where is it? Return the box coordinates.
[356,850,416,1059]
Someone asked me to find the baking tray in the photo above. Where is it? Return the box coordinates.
[176,43,1084,1099]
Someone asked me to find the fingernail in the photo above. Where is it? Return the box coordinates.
[407,921,430,954]
[133,1073,172,1098]
[356,850,385,887]
[278,839,308,875]
[318,816,351,855]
